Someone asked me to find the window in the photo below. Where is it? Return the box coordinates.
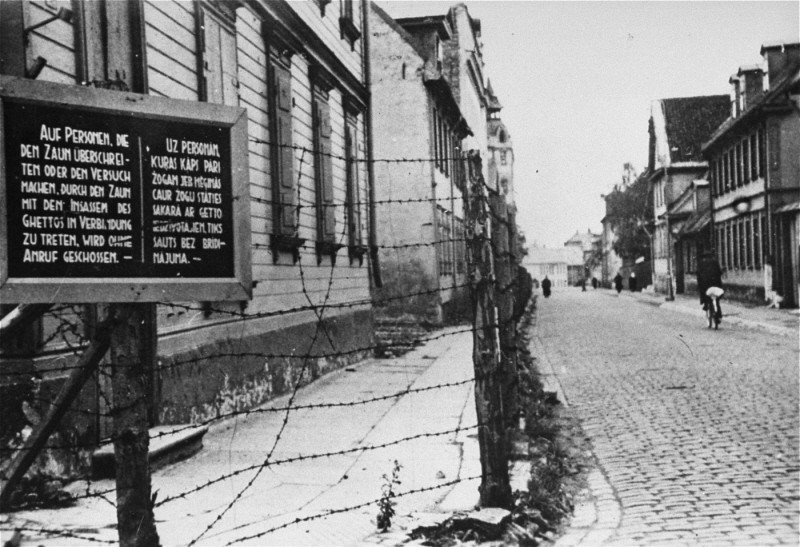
[750,132,758,180]
[745,216,752,269]
[269,52,297,239]
[754,212,762,269]
[313,87,335,245]
[432,108,440,170]
[437,207,454,276]
[757,127,766,178]
[344,109,365,263]
[199,6,238,106]
[722,151,729,192]
[738,141,745,187]
[339,0,361,50]
[742,137,750,185]
[725,223,733,270]
[500,150,507,165]
[454,217,466,275]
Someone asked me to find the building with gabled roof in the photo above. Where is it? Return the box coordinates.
[648,94,730,297]
[702,40,800,307]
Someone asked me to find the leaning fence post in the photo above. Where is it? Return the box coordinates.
[464,150,512,508]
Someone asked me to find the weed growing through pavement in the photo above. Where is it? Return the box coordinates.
[376,460,402,532]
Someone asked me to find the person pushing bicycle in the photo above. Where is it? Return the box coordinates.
[697,250,723,319]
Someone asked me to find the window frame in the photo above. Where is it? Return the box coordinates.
[344,103,366,264]
[197,3,239,106]
[266,46,305,262]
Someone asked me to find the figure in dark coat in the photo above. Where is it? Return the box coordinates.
[591,277,598,289]
[541,276,552,298]
[629,272,638,292]
[697,252,723,307]
[613,273,623,294]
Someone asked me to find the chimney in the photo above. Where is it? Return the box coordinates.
[737,65,764,110]
[729,74,742,117]
[761,40,800,89]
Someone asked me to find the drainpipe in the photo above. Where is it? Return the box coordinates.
[362,0,381,287]
[665,168,675,300]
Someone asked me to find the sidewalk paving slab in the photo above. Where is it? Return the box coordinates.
[2,326,521,547]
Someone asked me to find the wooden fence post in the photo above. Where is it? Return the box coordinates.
[464,151,512,508]
[110,303,160,547]
[489,194,519,431]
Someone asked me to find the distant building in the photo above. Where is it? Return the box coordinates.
[564,229,601,284]
[486,80,514,203]
[703,40,800,307]
[648,94,730,297]
[524,246,583,289]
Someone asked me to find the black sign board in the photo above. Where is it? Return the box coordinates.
[0,76,252,303]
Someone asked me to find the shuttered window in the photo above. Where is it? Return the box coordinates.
[313,89,336,244]
[199,7,238,106]
[345,117,362,249]
[270,58,296,235]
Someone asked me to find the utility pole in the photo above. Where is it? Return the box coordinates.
[464,151,512,508]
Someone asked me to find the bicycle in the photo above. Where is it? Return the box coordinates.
[705,286,724,329]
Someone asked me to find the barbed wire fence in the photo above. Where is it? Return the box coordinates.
[0,147,532,545]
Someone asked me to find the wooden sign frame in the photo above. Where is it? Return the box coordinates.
[0,75,252,303]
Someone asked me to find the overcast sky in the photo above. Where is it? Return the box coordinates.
[376,1,799,248]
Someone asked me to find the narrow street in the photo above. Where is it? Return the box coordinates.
[533,288,799,546]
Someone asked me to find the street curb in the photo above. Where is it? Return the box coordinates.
[605,289,797,338]
[658,301,797,338]
[530,314,623,547]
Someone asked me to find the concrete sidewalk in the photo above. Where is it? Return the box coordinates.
[1,327,491,546]
[613,288,798,338]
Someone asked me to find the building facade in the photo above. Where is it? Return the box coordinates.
[523,246,582,289]
[368,3,470,322]
[0,0,374,475]
[648,94,730,297]
[671,180,714,295]
[703,41,800,307]
[564,229,601,284]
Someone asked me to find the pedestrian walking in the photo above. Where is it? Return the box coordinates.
[613,272,623,294]
[542,275,552,298]
[629,272,637,292]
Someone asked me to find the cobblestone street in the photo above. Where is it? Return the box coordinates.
[534,289,799,546]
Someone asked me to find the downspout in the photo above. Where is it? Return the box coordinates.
[665,167,675,300]
[362,0,381,287]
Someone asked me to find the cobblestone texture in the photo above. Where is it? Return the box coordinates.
[535,290,799,546]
